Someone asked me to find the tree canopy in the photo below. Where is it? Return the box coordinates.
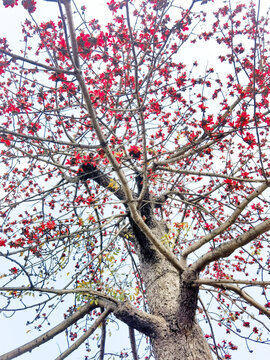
[0,0,270,359]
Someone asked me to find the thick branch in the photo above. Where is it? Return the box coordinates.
[61,0,186,273]
[191,219,270,272]
[0,301,96,360]
[183,183,269,258]
[0,287,164,338]
[78,162,127,203]
[63,0,186,272]
[114,301,166,337]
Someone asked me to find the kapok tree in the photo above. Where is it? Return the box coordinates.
[0,0,270,359]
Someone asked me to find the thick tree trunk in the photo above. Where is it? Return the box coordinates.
[152,322,213,360]
[132,217,213,360]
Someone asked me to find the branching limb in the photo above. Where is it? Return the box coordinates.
[191,219,270,272]
[62,0,187,273]
[0,287,165,337]
[207,283,270,318]
[0,48,74,75]
[55,308,112,360]
[114,301,167,337]
[184,183,269,259]
[0,301,97,360]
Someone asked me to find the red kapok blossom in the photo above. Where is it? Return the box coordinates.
[2,0,18,8]
[0,238,7,246]
[128,145,142,159]
[10,267,18,274]
[0,135,13,146]
[46,220,56,230]
[21,0,36,13]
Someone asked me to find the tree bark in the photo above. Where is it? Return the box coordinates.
[130,210,213,360]
[152,323,213,360]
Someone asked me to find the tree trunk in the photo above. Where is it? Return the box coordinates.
[152,323,213,360]
[132,216,213,360]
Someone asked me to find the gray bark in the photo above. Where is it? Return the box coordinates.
[130,210,213,359]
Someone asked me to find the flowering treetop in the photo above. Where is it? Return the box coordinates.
[0,0,270,359]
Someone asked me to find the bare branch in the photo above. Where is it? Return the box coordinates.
[0,287,164,337]
[99,309,107,360]
[0,127,99,150]
[0,301,96,360]
[191,219,270,272]
[55,308,112,360]
[0,287,118,305]
[206,283,270,318]
[183,183,269,259]
[196,279,270,287]
[156,165,268,183]
[129,326,139,360]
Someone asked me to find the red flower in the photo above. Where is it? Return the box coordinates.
[235,111,250,128]
[243,132,256,148]
[28,122,41,135]
[10,267,18,274]
[0,135,13,146]
[128,145,142,159]
[21,0,36,13]
[2,0,18,8]
[0,238,7,246]
[46,220,56,230]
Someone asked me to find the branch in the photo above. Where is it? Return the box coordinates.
[77,162,128,203]
[196,279,270,287]
[208,283,270,318]
[55,308,112,360]
[0,127,99,150]
[99,309,107,360]
[198,296,222,360]
[0,49,74,75]
[183,183,269,259]
[156,165,268,183]
[63,0,186,273]
[0,287,118,305]
[191,219,270,272]
[114,301,166,337]
[129,326,139,360]
[0,287,165,337]
[0,301,96,360]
